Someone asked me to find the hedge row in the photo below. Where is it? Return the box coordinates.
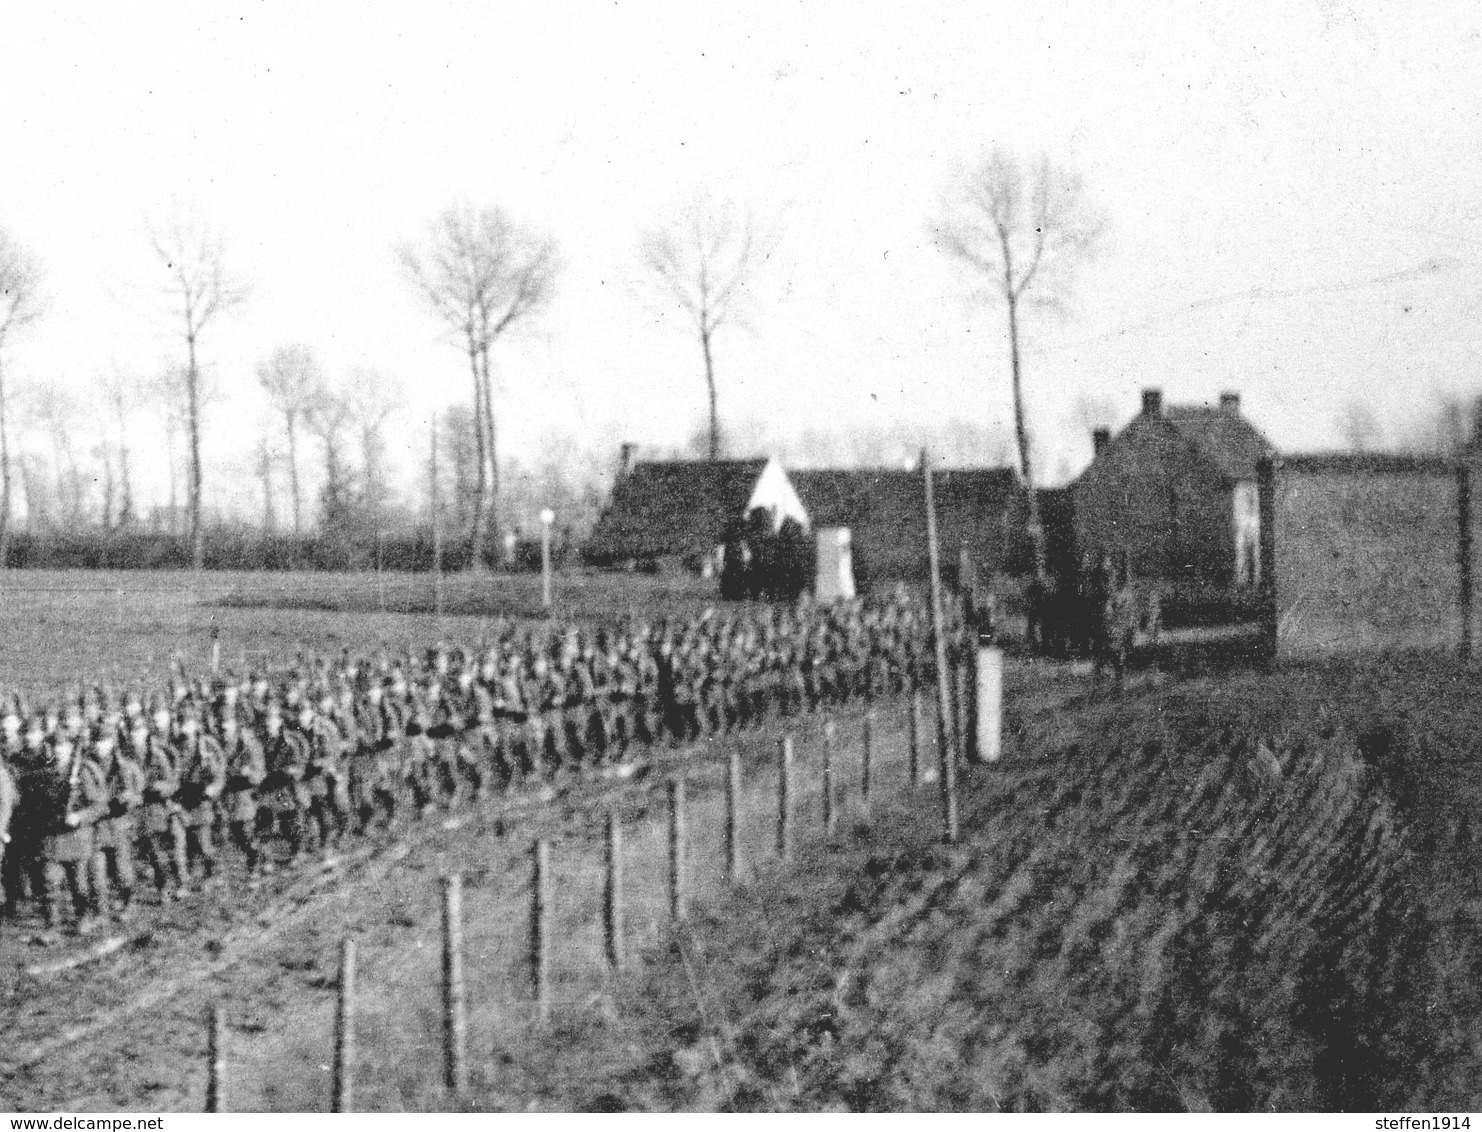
[0,530,573,573]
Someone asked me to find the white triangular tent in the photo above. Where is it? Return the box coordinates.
[744,457,809,530]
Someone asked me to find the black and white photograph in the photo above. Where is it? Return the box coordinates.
[0,0,1480,1117]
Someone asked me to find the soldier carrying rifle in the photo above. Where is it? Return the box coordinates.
[35,731,110,939]
[92,721,145,920]
[139,706,186,902]
[218,711,266,881]
[174,708,227,895]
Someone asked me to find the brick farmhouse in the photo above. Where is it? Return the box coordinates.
[1071,388,1275,586]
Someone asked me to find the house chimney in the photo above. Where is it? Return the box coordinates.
[1219,391,1241,414]
[1092,428,1110,456]
[618,442,635,478]
[1141,388,1163,417]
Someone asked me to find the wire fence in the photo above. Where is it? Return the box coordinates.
[199,656,1002,1112]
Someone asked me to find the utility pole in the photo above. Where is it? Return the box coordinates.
[430,416,444,620]
[922,449,959,843]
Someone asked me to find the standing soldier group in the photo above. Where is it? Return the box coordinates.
[0,590,947,941]
[1023,551,1159,685]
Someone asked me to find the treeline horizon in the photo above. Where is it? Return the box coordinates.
[0,524,570,574]
[4,388,1476,576]
[1,399,1031,557]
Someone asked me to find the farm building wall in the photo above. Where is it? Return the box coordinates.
[1270,456,1471,657]
[790,468,1031,591]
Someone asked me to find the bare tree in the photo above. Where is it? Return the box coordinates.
[778,427,844,468]
[345,366,403,522]
[29,381,86,527]
[1400,392,1474,457]
[17,451,48,532]
[400,206,556,569]
[1335,401,1383,453]
[257,344,323,536]
[93,441,116,530]
[148,363,206,536]
[939,417,1016,466]
[161,384,183,535]
[1070,393,1119,436]
[640,195,771,462]
[150,211,248,568]
[934,149,1103,574]
[344,366,403,570]
[97,367,145,529]
[428,413,444,579]
[0,230,43,565]
[502,431,611,543]
[304,383,357,543]
[439,403,479,535]
[254,436,277,534]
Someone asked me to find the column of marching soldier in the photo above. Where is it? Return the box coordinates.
[0,591,958,942]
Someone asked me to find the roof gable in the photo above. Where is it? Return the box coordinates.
[1079,404,1276,486]
[586,458,769,560]
[1162,406,1275,481]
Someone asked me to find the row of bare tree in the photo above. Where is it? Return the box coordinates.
[0,150,1097,574]
[1334,395,1482,458]
[0,190,777,571]
[390,153,1105,577]
[6,144,1461,577]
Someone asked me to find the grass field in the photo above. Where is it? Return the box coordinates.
[0,568,729,695]
[0,569,1478,1111]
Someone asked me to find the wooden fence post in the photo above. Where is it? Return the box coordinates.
[860,710,874,819]
[908,687,922,785]
[442,874,467,1094]
[531,841,550,1020]
[1459,460,1473,660]
[604,813,624,970]
[776,735,793,861]
[331,937,357,1113]
[725,749,741,883]
[822,719,837,840]
[205,1004,224,1113]
[938,706,960,845]
[954,657,972,763]
[668,778,687,920]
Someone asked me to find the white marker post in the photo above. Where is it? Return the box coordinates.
[976,645,1003,763]
[540,508,555,613]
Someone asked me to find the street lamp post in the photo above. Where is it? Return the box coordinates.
[540,508,555,613]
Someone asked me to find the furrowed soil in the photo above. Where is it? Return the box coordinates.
[492,662,1482,1112]
[0,571,1478,1111]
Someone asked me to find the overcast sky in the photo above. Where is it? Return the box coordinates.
[2,0,1479,517]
